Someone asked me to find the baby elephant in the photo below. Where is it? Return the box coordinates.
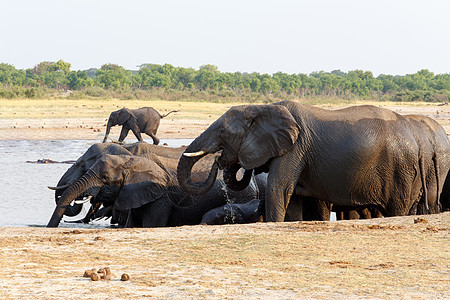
[200,198,265,225]
[103,107,177,144]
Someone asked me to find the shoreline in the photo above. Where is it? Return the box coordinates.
[0,118,212,141]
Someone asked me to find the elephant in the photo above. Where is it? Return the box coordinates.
[200,198,264,225]
[177,100,449,222]
[405,114,450,214]
[48,142,191,218]
[47,154,263,228]
[102,107,178,144]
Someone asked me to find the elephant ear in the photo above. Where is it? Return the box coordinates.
[114,157,171,211]
[238,105,300,170]
[117,108,132,125]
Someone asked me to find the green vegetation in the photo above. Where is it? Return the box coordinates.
[0,60,448,103]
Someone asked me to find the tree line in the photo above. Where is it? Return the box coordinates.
[0,60,448,102]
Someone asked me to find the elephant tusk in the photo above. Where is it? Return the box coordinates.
[74,195,93,204]
[183,150,206,157]
[47,184,70,190]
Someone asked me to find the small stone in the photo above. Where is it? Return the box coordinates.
[101,274,112,280]
[83,270,93,278]
[414,217,428,224]
[121,273,130,281]
[91,273,100,281]
[104,267,111,275]
[97,268,106,275]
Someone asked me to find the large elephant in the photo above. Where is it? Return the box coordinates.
[49,142,190,217]
[177,100,449,222]
[406,114,450,214]
[102,107,177,144]
[47,154,262,228]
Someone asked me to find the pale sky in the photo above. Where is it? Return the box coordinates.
[1,0,449,76]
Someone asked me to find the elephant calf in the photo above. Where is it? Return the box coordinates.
[102,107,178,144]
[200,198,265,225]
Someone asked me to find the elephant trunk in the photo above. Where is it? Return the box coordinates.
[62,201,84,217]
[47,170,101,228]
[223,164,253,191]
[53,168,87,217]
[177,152,219,197]
[102,119,113,143]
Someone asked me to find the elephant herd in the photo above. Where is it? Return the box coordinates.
[47,101,450,228]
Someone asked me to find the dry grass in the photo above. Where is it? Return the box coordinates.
[0,98,241,121]
[0,213,448,299]
[0,98,445,120]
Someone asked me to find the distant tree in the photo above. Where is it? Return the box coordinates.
[378,74,399,93]
[431,73,450,90]
[85,68,97,78]
[0,63,25,85]
[260,75,280,95]
[195,64,220,90]
[24,61,70,88]
[0,59,448,102]
[248,74,261,92]
[67,70,93,90]
[49,59,71,74]
[95,64,132,89]
[173,67,196,89]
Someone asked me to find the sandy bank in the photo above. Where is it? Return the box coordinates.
[0,213,449,299]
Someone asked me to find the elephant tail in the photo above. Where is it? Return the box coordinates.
[433,155,441,211]
[160,110,179,118]
[418,156,429,213]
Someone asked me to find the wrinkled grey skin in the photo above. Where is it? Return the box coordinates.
[200,198,264,225]
[406,114,450,214]
[51,142,188,217]
[102,107,177,144]
[178,100,449,222]
[47,154,262,228]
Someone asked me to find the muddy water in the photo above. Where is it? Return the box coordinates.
[0,139,191,227]
[0,139,336,227]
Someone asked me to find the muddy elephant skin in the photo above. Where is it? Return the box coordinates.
[177,101,449,222]
[102,107,177,144]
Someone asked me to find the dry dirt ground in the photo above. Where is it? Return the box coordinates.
[0,103,449,140]
[0,213,449,299]
[0,103,449,299]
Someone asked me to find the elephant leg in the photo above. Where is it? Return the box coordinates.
[139,199,171,227]
[302,197,331,221]
[335,210,345,221]
[284,194,303,221]
[124,209,142,228]
[370,207,384,218]
[119,127,131,142]
[130,127,144,142]
[148,133,160,145]
[265,154,303,222]
[347,209,361,220]
[358,208,371,219]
